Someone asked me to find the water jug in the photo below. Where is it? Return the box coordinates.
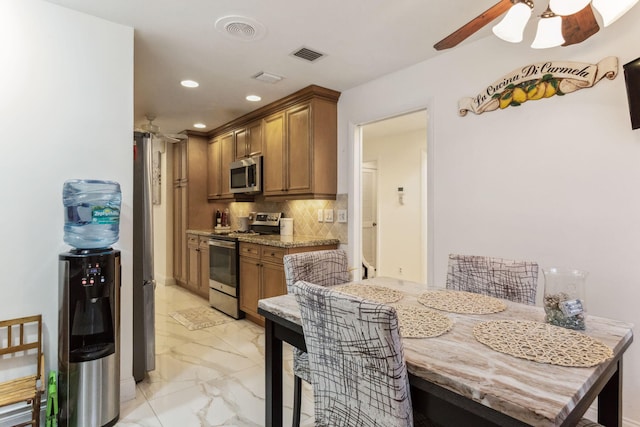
[543,268,588,330]
[63,179,121,249]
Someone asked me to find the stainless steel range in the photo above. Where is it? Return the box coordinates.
[208,212,281,318]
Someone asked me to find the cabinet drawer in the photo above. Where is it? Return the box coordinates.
[239,242,260,259]
[261,246,286,264]
[198,236,209,250]
[187,234,198,248]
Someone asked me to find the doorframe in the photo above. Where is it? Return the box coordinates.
[349,104,435,285]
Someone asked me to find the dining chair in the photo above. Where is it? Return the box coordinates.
[292,280,431,427]
[446,254,539,305]
[283,249,350,426]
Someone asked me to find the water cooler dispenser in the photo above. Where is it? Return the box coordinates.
[58,248,120,427]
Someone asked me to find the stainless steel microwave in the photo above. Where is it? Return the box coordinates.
[229,155,262,194]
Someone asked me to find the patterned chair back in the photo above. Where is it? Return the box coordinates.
[292,280,413,427]
[446,254,539,305]
[283,249,350,293]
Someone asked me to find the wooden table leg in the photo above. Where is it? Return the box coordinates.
[598,358,622,427]
[265,318,283,427]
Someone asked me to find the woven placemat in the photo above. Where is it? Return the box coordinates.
[473,320,613,367]
[392,304,453,338]
[333,284,404,303]
[418,290,507,314]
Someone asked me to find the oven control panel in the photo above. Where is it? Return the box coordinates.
[252,212,282,226]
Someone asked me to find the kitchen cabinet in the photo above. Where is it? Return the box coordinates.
[208,85,340,201]
[262,97,337,200]
[207,132,234,200]
[172,133,210,290]
[186,233,209,298]
[234,119,262,160]
[239,241,338,326]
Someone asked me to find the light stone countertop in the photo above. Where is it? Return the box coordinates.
[187,229,339,248]
[235,234,339,248]
[258,276,634,427]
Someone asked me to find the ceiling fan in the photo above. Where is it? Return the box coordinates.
[138,115,187,143]
[433,0,635,50]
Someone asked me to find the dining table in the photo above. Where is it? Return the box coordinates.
[257,276,634,427]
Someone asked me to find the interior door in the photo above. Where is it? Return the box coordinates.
[362,162,378,278]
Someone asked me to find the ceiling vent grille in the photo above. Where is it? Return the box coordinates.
[252,71,284,84]
[291,47,325,62]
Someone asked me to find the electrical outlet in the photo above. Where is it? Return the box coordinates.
[337,209,347,223]
[317,209,324,222]
[324,209,334,223]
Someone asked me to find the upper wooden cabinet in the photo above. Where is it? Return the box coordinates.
[234,119,263,160]
[207,132,234,201]
[263,98,337,200]
[208,85,340,201]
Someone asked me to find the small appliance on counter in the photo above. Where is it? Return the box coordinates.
[207,212,281,319]
[280,218,293,236]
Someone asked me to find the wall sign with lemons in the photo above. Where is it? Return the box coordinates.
[459,57,619,116]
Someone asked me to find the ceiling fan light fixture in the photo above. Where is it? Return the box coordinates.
[548,0,591,15]
[592,0,639,26]
[492,1,534,43]
[531,7,565,48]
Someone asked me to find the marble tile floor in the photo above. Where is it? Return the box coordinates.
[117,284,315,427]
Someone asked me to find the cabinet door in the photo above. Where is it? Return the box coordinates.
[198,237,210,298]
[263,112,285,195]
[239,256,261,317]
[207,137,221,198]
[262,261,286,300]
[173,185,188,285]
[220,132,234,197]
[286,103,312,193]
[247,120,263,157]
[186,234,200,291]
[234,128,247,160]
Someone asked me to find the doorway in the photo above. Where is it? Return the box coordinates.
[359,110,428,283]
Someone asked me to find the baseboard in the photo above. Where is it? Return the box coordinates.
[155,273,175,286]
[121,375,137,402]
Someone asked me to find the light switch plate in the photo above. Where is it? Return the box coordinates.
[324,209,334,223]
[337,209,347,223]
[317,209,324,222]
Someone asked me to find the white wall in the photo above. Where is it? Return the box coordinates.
[364,128,425,281]
[339,8,640,424]
[0,0,135,400]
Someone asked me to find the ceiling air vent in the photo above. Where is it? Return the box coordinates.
[291,47,325,63]
[215,16,266,41]
[252,71,284,84]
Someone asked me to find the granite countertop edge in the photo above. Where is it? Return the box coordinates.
[186,229,339,248]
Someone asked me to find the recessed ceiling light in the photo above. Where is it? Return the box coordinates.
[181,80,199,88]
[246,95,261,102]
[193,123,206,129]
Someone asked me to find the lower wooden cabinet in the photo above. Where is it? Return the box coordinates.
[185,233,210,299]
[239,242,337,326]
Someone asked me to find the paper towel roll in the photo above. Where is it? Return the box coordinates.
[280,218,293,236]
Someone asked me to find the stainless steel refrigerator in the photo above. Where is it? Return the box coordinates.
[133,131,155,381]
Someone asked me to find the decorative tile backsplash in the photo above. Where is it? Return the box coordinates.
[228,194,348,244]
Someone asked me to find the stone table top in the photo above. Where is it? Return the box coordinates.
[258,276,634,427]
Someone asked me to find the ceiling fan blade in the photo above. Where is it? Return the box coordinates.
[562,3,600,46]
[433,0,513,50]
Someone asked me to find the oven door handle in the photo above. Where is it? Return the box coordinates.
[208,240,236,249]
